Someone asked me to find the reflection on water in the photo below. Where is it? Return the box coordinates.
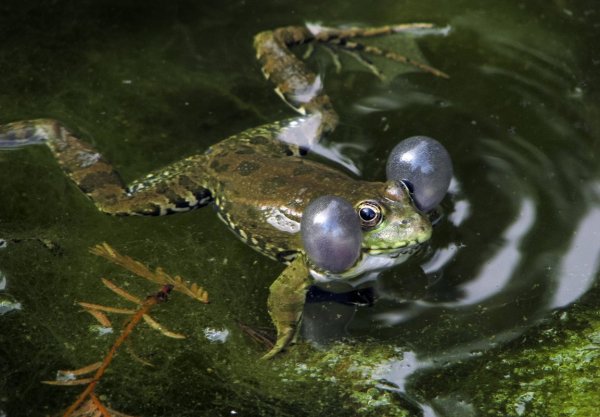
[551,188,600,308]
[445,197,534,307]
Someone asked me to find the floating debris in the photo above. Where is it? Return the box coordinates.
[0,298,22,315]
[204,327,230,343]
[0,272,21,315]
[90,325,114,336]
[0,274,21,315]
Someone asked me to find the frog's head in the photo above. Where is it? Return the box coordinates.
[357,180,431,256]
[301,135,452,275]
[300,182,432,275]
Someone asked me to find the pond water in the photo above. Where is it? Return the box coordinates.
[0,1,598,416]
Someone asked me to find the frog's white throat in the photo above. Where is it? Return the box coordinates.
[309,249,415,288]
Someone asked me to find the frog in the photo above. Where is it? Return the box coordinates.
[0,23,446,359]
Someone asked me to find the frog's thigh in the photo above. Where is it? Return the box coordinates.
[262,254,311,360]
[254,27,338,139]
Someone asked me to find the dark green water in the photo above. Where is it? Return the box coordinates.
[0,1,598,416]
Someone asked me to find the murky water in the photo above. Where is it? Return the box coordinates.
[0,1,598,416]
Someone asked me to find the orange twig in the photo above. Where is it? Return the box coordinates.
[62,285,173,417]
[42,377,95,386]
[101,278,142,304]
[83,308,113,327]
[90,393,111,417]
[90,243,209,303]
[60,362,103,377]
[78,302,135,315]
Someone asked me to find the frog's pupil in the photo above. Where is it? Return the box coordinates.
[360,207,376,221]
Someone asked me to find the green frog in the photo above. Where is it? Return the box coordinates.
[0,23,444,359]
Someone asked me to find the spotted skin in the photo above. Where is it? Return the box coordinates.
[0,23,444,359]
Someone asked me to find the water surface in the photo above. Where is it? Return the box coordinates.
[0,1,598,416]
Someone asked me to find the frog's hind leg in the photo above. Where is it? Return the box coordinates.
[0,119,211,216]
[254,26,340,142]
[254,23,448,148]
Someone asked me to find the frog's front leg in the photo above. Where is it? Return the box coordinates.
[262,254,312,360]
[0,119,211,215]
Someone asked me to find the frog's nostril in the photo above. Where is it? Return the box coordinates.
[401,219,411,226]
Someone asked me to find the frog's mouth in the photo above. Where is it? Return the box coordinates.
[310,241,425,282]
[364,239,423,256]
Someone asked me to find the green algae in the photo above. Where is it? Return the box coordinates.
[414,288,600,416]
[280,342,411,416]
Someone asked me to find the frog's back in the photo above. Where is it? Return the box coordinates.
[202,127,379,261]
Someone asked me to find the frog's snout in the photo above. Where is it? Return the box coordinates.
[399,212,432,243]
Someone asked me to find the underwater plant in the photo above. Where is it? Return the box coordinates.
[43,243,209,417]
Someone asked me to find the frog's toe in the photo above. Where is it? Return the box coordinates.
[260,346,281,360]
[260,328,295,360]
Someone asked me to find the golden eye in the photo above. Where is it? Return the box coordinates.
[357,201,383,228]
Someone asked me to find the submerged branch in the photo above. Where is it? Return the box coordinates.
[90,243,209,303]
[60,285,174,417]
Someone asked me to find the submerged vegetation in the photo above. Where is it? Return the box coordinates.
[42,243,209,417]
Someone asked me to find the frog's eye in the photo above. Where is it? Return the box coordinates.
[301,195,362,273]
[386,136,453,212]
[357,201,383,228]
